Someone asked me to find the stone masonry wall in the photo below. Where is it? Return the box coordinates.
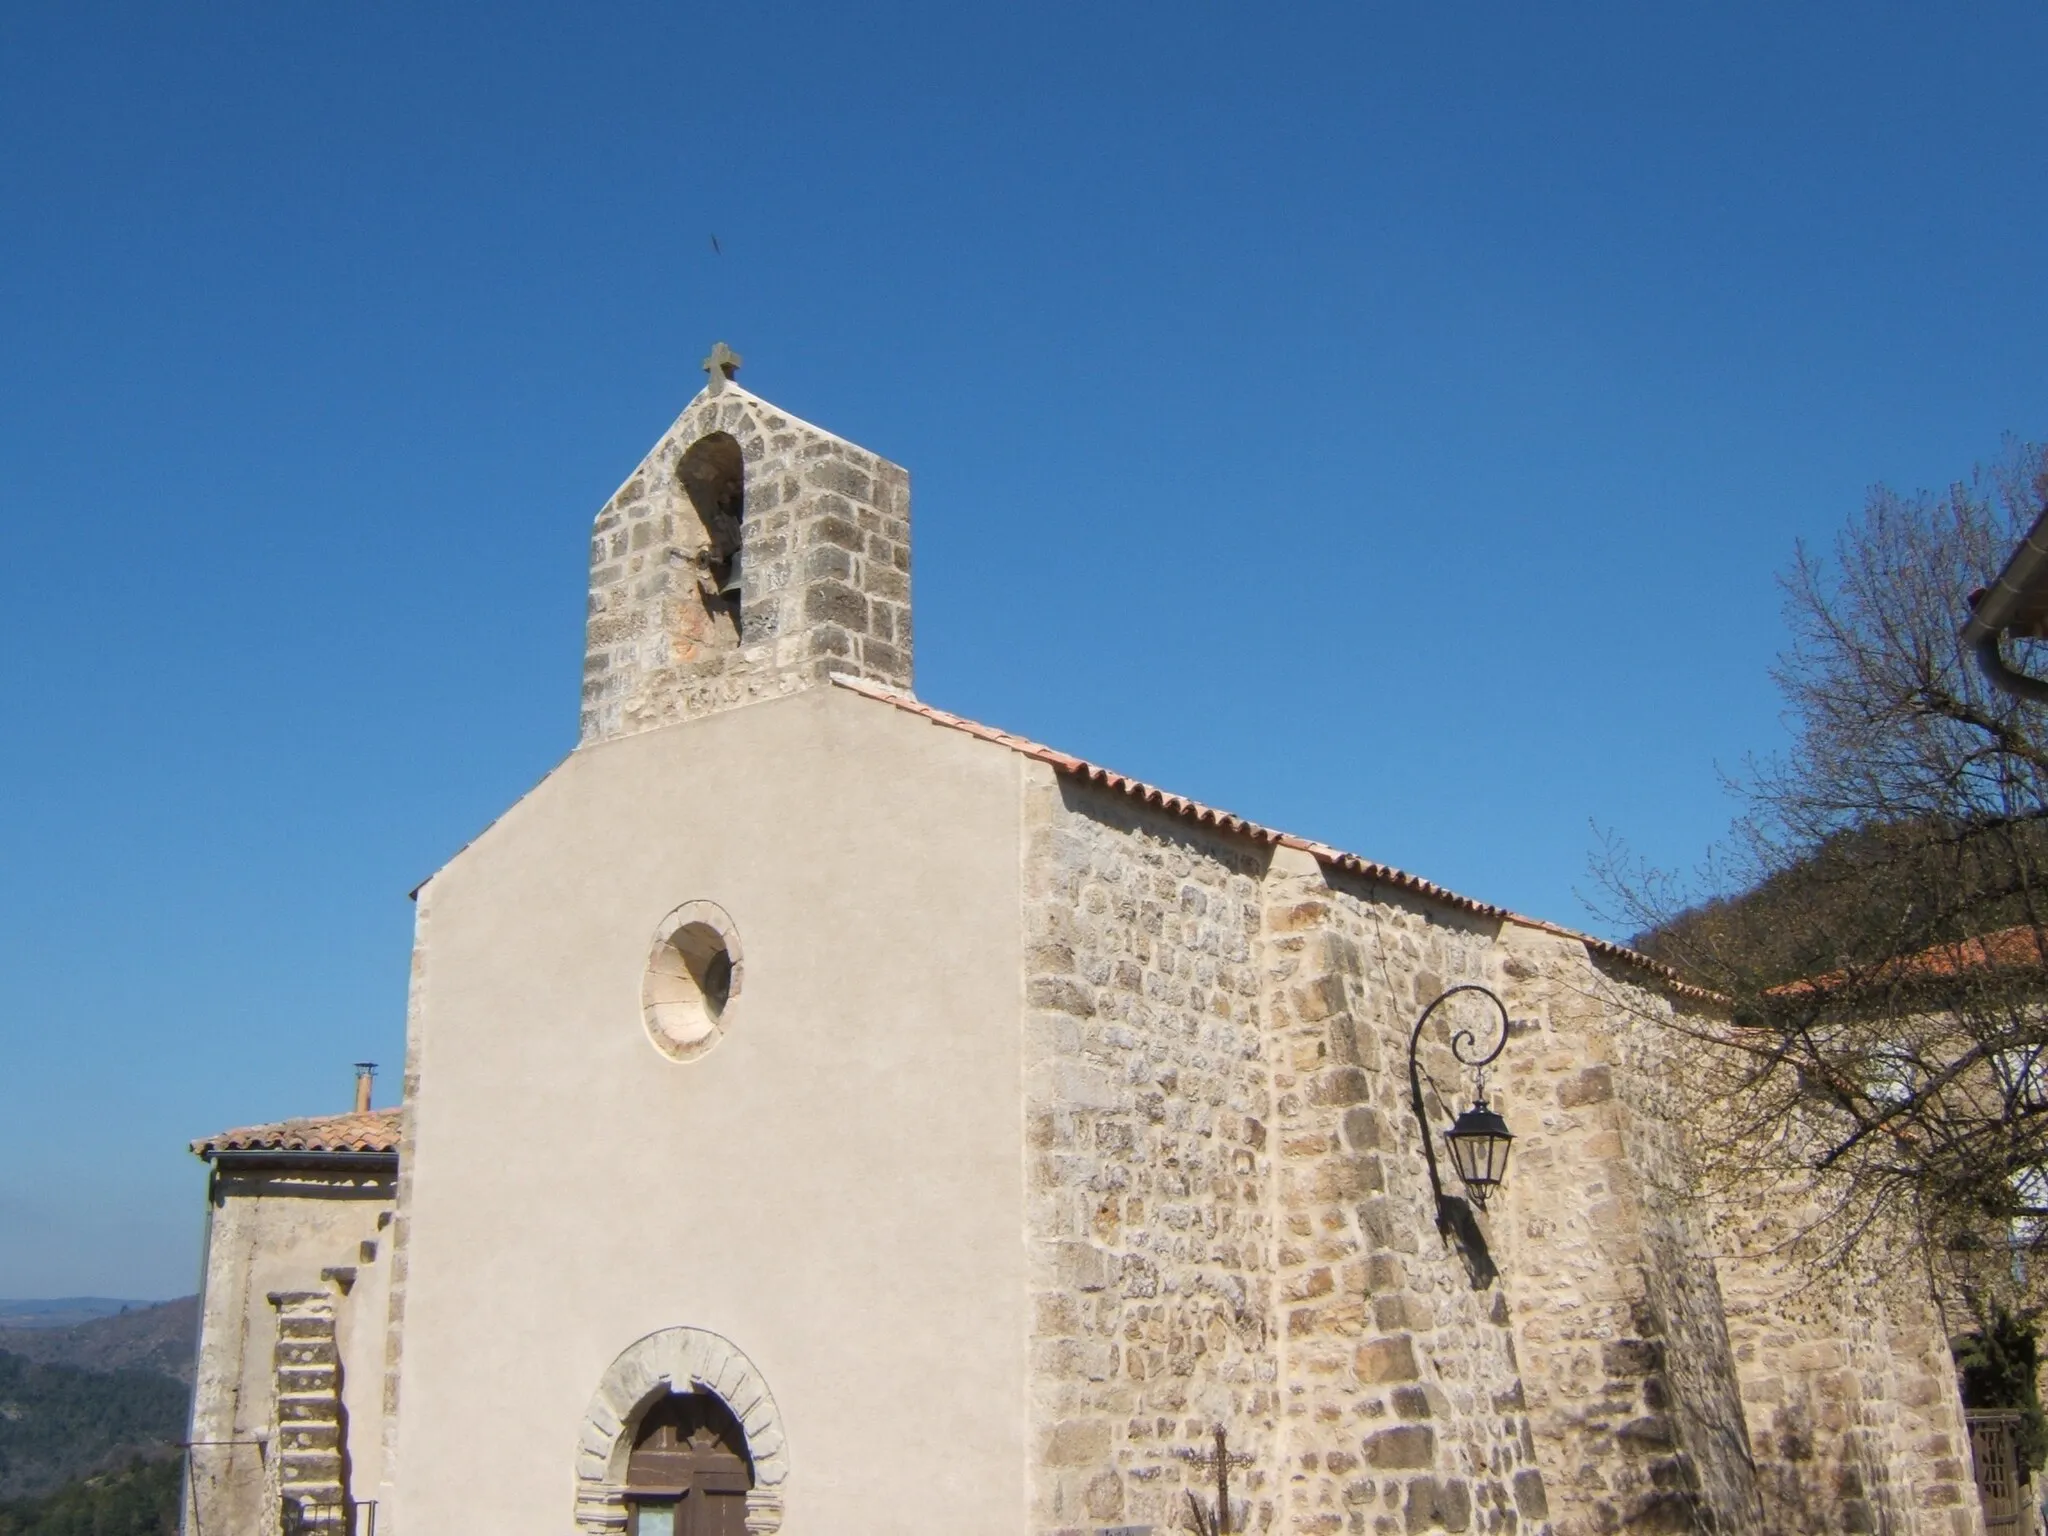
[1012,760,1982,1536]
[1022,767,1278,1534]
[1266,852,1550,1536]
[1716,1194,1982,1535]
[1018,774,1888,1536]
[1486,926,1760,1535]
[580,383,911,743]
[182,1162,394,1536]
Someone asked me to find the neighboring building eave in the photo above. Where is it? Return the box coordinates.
[1964,504,2048,700]
[204,1148,399,1174]
[190,1106,403,1163]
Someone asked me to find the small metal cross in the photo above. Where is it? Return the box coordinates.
[1179,1425,1254,1536]
[701,341,742,394]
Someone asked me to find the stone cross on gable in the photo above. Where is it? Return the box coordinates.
[701,341,742,394]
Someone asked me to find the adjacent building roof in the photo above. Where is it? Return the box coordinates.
[828,673,1709,999]
[1966,506,2048,644]
[191,1107,402,1161]
[1770,924,2048,998]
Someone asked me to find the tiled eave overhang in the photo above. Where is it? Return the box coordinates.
[192,1108,401,1171]
[830,674,1715,1004]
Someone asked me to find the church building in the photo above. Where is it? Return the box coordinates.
[183,353,1986,1536]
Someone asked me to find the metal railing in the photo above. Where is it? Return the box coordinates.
[283,1498,377,1536]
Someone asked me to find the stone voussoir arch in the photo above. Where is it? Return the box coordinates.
[573,1326,787,1535]
[663,389,774,482]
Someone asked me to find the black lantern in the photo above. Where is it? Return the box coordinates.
[1443,1096,1513,1210]
[1406,983,1518,1232]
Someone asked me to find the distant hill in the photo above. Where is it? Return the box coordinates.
[0,1453,180,1536]
[0,1301,198,1388]
[0,1304,154,1333]
[0,1353,187,1502]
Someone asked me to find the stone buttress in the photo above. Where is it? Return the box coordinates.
[1264,851,1553,1536]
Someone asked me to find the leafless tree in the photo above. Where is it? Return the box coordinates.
[1598,440,2048,1315]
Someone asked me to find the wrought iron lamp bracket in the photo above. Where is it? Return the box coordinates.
[1406,983,1513,1233]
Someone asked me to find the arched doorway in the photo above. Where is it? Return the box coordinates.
[624,1391,752,1536]
[571,1326,786,1535]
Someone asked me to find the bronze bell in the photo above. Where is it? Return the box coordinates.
[716,551,743,599]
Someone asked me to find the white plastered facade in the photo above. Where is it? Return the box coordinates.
[382,684,1030,1535]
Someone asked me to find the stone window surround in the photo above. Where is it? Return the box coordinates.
[640,900,745,1064]
[573,1326,786,1536]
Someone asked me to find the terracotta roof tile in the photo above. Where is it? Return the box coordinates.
[830,674,1710,1000]
[192,1107,402,1159]
[1770,924,2048,997]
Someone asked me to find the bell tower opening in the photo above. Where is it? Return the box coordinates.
[579,362,913,744]
[678,432,745,638]
[623,1391,753,1536]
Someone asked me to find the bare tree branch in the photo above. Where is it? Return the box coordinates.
[1600,441,2048,1317]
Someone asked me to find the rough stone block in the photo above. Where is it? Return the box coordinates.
[1558,1066,1614,1108]
[1403,1475,1471,1532]
[1617,1414,1676,1449]
[1356,1336,1419,1384]
[1047,1059,1120,1109]
[802,581,869,632]
[1603,1339,1663,1378]
[1364,1425,1435,1469]
[1045,1418,1112,1466]
[1374,1293,1429,1331]
[1030,976,1097,1018]
[804,461,872,501]
[1054,1240,1117,1292]
[1512,1469,1549,1518]
[1391,1384,1445,1420]
[1306,1066,1370,1107]
[1341,1105,1387,1151]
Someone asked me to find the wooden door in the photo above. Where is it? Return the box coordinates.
[691,1469,748,1536]
[626,1393,754,1536]
[1969,1410,2024,1533]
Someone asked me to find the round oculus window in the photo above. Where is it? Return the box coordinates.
[641,900,743,1062]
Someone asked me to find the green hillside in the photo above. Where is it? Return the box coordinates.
[0,1300,198,1386]
[0,1455,180,1536]
[0,1353,187,1502]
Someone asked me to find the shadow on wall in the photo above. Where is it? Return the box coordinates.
[1439,1196,1499,1290]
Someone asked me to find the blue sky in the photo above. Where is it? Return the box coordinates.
[3,2,2046,1298]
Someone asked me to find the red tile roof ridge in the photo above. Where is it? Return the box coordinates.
[829,674,1712,1002]
[192,1106,402,1159]
[1769,923,2048,996]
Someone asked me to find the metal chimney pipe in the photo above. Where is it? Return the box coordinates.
[353,1062,377,1114]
